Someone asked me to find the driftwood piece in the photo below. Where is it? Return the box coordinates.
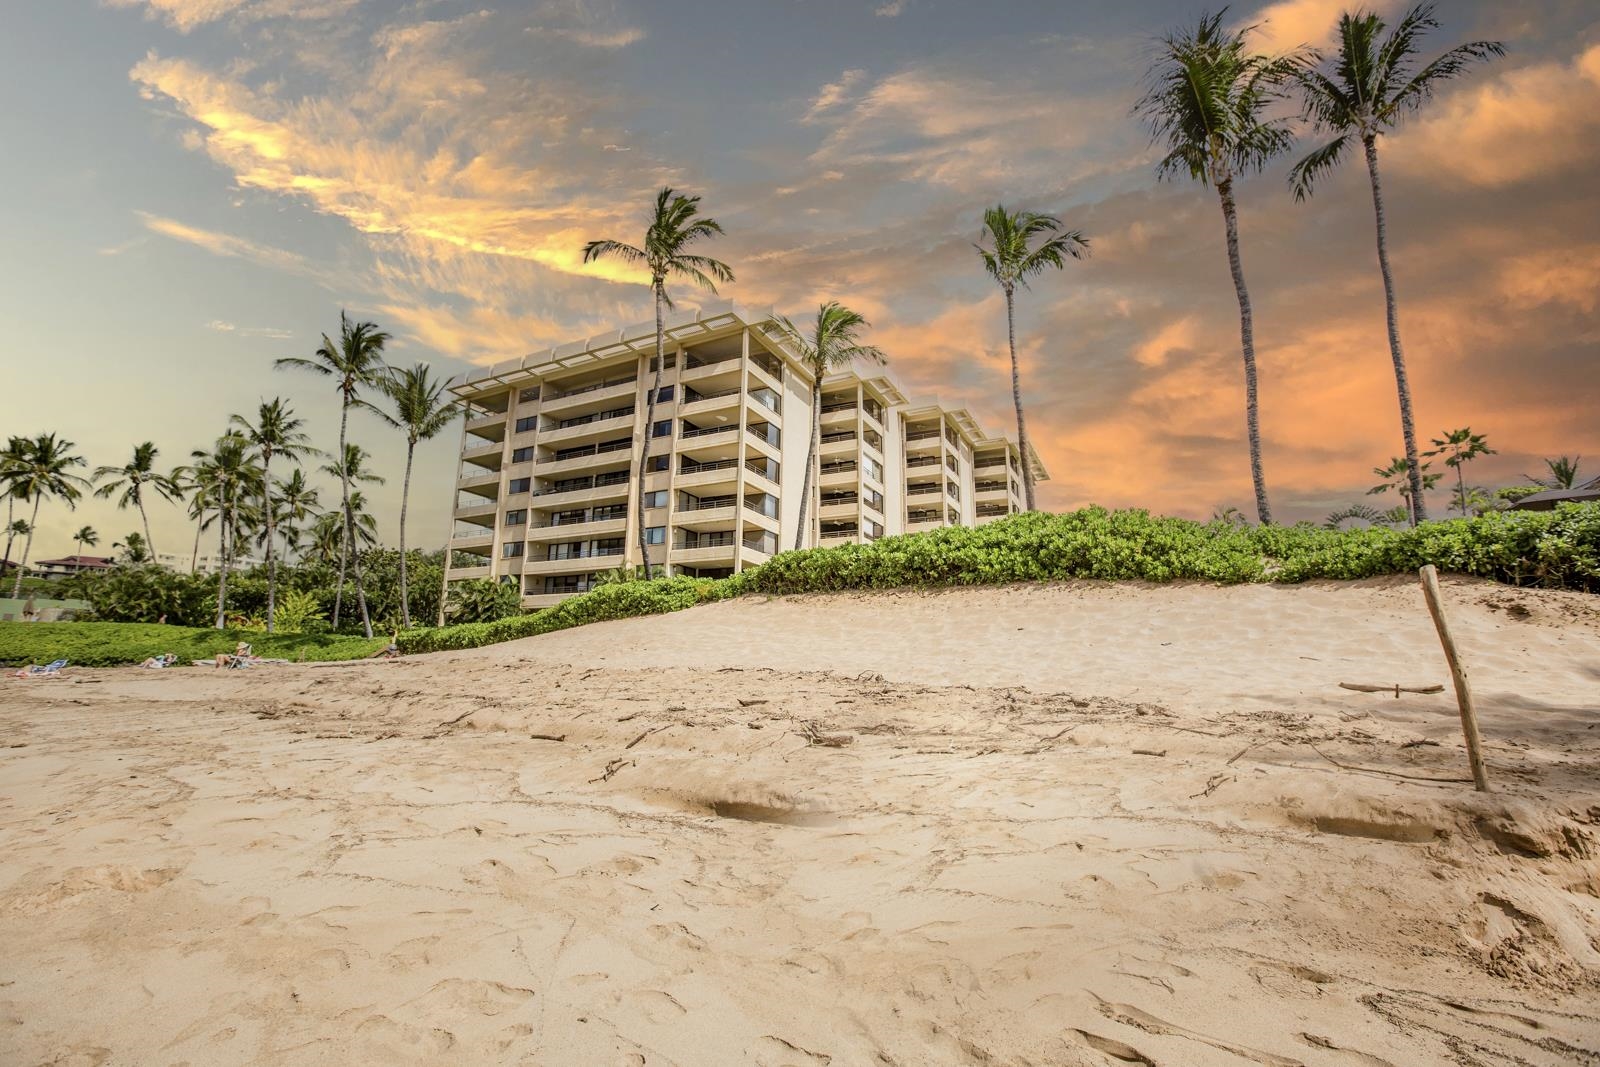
[1338,682,1446,697]
[1418,565,1491,792]
[528,733,567,743]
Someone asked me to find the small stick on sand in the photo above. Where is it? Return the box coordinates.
[1418,565,1491,792]
[528,733,567,743]
[1337,682,1445,696]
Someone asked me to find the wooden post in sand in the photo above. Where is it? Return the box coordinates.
[1418,565,1490,792]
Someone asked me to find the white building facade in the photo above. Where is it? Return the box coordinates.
[446,303,1046,609]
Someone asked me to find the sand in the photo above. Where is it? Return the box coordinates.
[1,575,1597,1066]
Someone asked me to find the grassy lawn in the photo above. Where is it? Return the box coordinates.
[0,621,386,668]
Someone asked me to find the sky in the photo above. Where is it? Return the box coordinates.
[1,0,1597,560]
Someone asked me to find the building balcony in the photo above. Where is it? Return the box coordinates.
[674,498,737,529]
[450,531,494,551]
[679,386,742,418]
[525,515,628,541]
[538,408,637,447]
[671,533,739,567]
[457,469,501,495]
[464,409,507,434]
[522,549,625,575]
[676,457,742,492]
[679,351,742,384]
[534,440,634,477]
[454,499,499,522]
[904,483,944,498]
[521,592,572,609]
[538,377,639,417]
[448,564,492,581]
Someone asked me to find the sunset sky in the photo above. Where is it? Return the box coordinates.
[2,0,1596,559]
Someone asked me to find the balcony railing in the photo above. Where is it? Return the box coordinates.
[530,509,627,529]
[742,532,777,555]
[819,460,858,475]
[907,509,941,524]
[821,493,858,507]
[905,429,941,442]
[681,457,739,476]
[678,495,736,512]
[820,525,858,540]
[906,456,939,468]
[820,401,858,414]
[974,457,1008,470]
[682,386,740,405]
[680,422,737,440]
[550,438,632,462]
[547,375,636,401]
[746,423,780,448]
[674,531,737,550]
[820,430,857,445]
[543,546,624,562]
[745,458,779,482]
[534,471,630,497]
[554,406,634,430]
[977,505,1010,517]
[743,495,778,519]
[975,481,1009,493]
[905,484,942,497]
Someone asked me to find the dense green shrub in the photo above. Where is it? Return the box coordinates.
[79,565,216,626]
[0,621,384,668]
[446,577,523,623]
[392,504,1598,657]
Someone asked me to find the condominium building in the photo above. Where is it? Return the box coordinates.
[446,303,1047,609]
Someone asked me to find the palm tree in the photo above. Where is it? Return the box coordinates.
[1530,455,1581,490]
[176,466,216,575]
[72,525,99,566]
[231,399,316,633]
[1368,455,1440,525]
[113,531,150,564]
[1,436,31,568]
[1425,427,1495,517]
[317,444,385,625]
[373,363,461,627]
[9,433,90,597]
[769,303,885,548]
[311,491,378,559]
[273,468,322,561]
[1291,6,1503,525]
[92,442,178,562]
[188,433,258,628]
[583,187,734,579]
[975,206,1089,512]
[1136,11,1301,525]
[276,311,391,637]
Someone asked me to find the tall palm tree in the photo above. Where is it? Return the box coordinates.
[188,433,258,628]
[318,444,385,610]
[72,525,99,566]
[276,311,391,637]
[273,468,322,561]
[9,433,90,597]
[373,363,461,627]
[310,492,378,560]
[1,436,32,569]
[769,303,885,549]
[231,399,316,633]
[583,187,734,579]
[1291,5,1503,525]
[975,206,1089,512]
[1136,11,1301,525]
[92,442,178,562]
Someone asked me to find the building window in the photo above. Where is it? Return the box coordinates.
[863,488,883,512]
[511,446,534,463]
[515,416,537,433]
[592,503,628,521]
[650,455,670,472]
[645,526,665,545]
[649,354,677,372]
[656,385,675,403]
[862,456,882,484]
[509,477,531,494]
[652,419,672,438]
[644,490,668,508]
[501,542,524,558]
[504,510,526,526]
[519,386,540,403]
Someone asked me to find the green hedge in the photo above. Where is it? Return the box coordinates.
[392,504,1598,657]
[0,621,386,668]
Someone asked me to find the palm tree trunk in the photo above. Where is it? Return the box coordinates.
[398,440,415,629]
[2,496,16,578]
[1363,135,1426,525]
[1004,287,1037,512]
[191,513,202,574]
[633,286,665,581]
[794,377,822,550]
[333,400,351,628]
[263,452,276,633]
[1455,463,1467,518]
[1216,178,1273,525]
[12,497,41,598]
[436,541,450,628]
[348,513,373,638]
[214,487,230,629]
[138,498,156,561]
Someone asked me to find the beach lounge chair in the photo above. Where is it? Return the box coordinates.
[140,654,177,669]
[13,659,67,679]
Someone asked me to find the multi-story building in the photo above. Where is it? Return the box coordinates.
[446,303,1047,609]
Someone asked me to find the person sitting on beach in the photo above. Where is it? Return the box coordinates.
[214,642,254,669]
[371,632,401,660]
[140,653,177,669]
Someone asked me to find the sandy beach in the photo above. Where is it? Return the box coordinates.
[2,576,1598,1066]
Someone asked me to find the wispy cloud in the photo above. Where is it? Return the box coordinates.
[206,319,293,338]
[103,0,357,33]
[875,0,907,18]
[97,236,147,256]
[138,210,319,278]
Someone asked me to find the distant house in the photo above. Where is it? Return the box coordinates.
[0,558,18,577]
[31,555,116,579]
[1508,476,1600,511]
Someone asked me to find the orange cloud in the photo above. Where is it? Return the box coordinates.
[1388,44,1600,187]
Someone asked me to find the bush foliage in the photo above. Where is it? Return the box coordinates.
[395,504,1598,656]
[0,621,385,668]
